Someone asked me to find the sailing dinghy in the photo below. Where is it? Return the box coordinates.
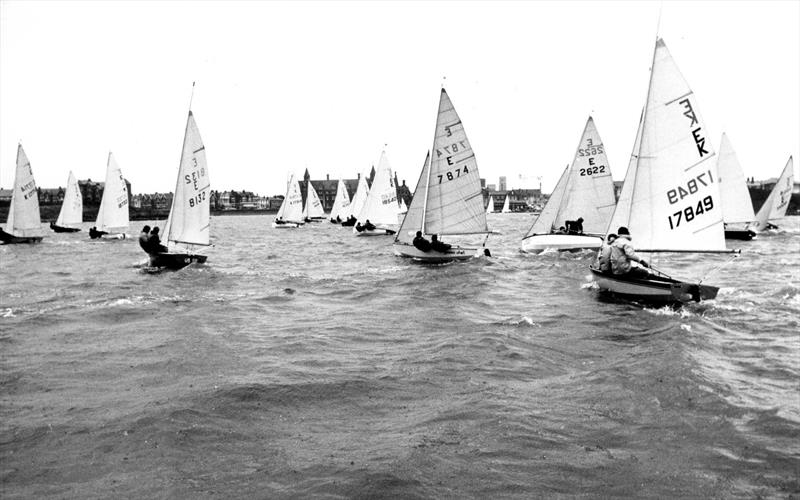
[751,156,794,233]
[1,144,44,244]
[486,195,495,214]
[354,151,399,236]
[273,174,304,228]
[521,117,616,253]
[341,174,369,226]
[50,171,83,233]
[501,194,511,213]
[90,152,129,239]
[302,179,326,222]
[329,178,351,223]
[590,38,738,304]
[393,88,492,262]
[717,134,757,240]
[147,110,211,269]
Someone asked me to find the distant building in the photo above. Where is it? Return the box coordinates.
[300,167,412,212]
[499,176,507,191]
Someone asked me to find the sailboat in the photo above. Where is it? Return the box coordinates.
[272,174,304,228]
[486,195,495,214]
[393,88,492,262]
[717,133,757,240]
[501,194,511,213]
[751,156,794,232]
[354,150,399,236]
[147,110,211,269]
[341,174,369,226]
[521,117,617,253]
[1,144,44,244]
[302,179,326,222]
[90,152,129,239]
[328,178,350,223]
[50,171,83,233]
[590,38,737,304]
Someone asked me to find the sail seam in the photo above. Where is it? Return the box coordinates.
[684,153,715,172]
[664,91,693,106]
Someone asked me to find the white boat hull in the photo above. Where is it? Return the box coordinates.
[520,233,603,253]
[353,227,396,236]
[393,242,482,262]
[272,222,303,228]
[590,268,719,304]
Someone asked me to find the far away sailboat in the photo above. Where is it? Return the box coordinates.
[51,171,83,233]
[717,133,757,240]
[342,174,369,226]
[354,150,399,236]
[591,38,738,304]
[147,110,211,269]
[272,174,304,228]
[302,179,326,222]
[329,178,351,223]
[1,144,44,244]
[521,116,617,253]
[501,194,511,213]
[393,88,492,262]
[751,156,794,232]
[90,152,129,239]
[486,195,495,214]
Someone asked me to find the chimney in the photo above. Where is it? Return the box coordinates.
[357,173,361,179]
[326,174,330,181]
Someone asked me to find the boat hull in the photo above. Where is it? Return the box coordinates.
[393,242,481,263]
[50,223,81,233]
[521,233,603,253]
[590,268,718,304]
[148,252,207,270]
[724,229,756,241]
[272,222,303,228]
[0,228,43,244]
[353,227,396,236]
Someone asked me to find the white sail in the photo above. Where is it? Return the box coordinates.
[329,178,350,220]
[276,173,304,223]
[524,165,569,237]
[606,109,644,236]
[346,175,370,219]
[5,144,43,237]
[303,180,325,219]
[95,152,129,232]
[356,151,399,227]
[501,194,511,213]
[422,88,488,236]
[486,195,495,214]
[717,133,756,224]
[163,111,210,250]
[396,152,430,244]
[753,156,794,229]
[55,171,83,227]
[608,38,725,251]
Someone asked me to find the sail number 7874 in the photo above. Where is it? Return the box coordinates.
[437,164,470,183]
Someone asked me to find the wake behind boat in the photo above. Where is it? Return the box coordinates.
[393,88,492,262]
[521,116,615,253]
[1,144,44,244]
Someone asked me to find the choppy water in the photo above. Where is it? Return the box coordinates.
[1,214,798,498]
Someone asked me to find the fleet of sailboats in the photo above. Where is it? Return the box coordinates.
[91,152,129,239]
[50,171,83,233]
[521,117,616,253]
[1,144,44,244]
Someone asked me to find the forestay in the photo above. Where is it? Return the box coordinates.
[6,144,43,237]
[423,88,488,237]
[163,111,210,251]
[96,152,129,233]
[356,151,399,226]
[56,171,83,227]
[716,134,756,225]
[753,156,794,229]
[329,178,350,220]
[606,39,725,252]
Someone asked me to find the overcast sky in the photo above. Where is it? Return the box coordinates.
[1,0,798,196]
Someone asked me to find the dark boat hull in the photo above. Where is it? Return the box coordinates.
[590,268,718,304]
[50,223,81,233]
[724,229,756,241]
[0,228,43,244]
[148,252,207,270]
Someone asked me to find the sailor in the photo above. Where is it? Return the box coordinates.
[412,231,431,252]
[363,219,376,231]
[610,227,650,279]
[555,226,567,234]
[355,222,364,232]
[275,216,285,225]
[89,226,108,239]
[596,233,617,273]
[138,225,151,252]
[430,234,451,253]
[147,226,168,254]
[565,217,584,234]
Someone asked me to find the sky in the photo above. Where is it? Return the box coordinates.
[1,0,798,196]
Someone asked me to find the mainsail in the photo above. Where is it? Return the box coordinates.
[605,38,725,252]
[163,111,210,251]
[95,152,129,232]
[6,144,43,237]
[524,165,569,237]
[276,173,304,223]
[303,180,325,219]
[55,171,83,228]
[716,133,756,225]
[486,195,495,214]
[329,178,350,220]
[753,156,794,229]
[347,175,370,220]
[501,194,511,213]
[356,151,399,227]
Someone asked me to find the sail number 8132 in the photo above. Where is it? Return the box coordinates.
[188,191,206,208]
[668,195,713,229]
[437,164,469,183]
